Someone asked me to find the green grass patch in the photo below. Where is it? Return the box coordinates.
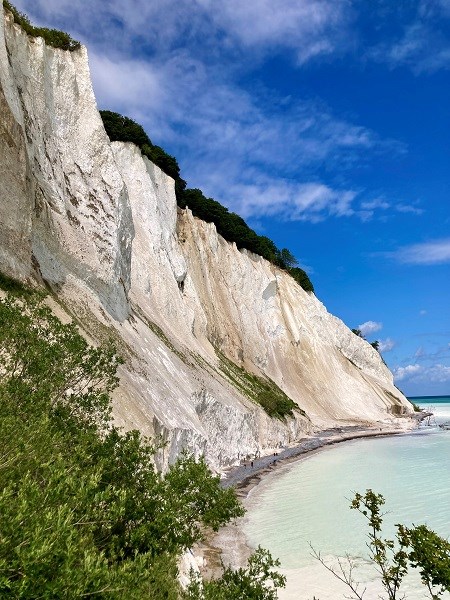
[216,350,307,420]
[3,1,81,51]
[0,270,38,298]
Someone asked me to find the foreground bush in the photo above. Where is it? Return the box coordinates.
[0,283,285,598]
[312,489,450,600]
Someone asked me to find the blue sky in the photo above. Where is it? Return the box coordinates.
[14,0,450,396]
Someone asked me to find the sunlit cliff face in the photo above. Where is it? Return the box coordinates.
[0,5,412,470]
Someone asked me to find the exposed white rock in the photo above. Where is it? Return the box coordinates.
[0,4,413,471]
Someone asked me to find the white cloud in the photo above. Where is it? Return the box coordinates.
[14,0,406,225]
[358,321,383,337]
[222,180,357,222]
[394,364,423,381]
[414,346,425,358]
[16,0,353,62]
[367,2,450,74]
[419,309,427,315]
[394,363,450,383]
[360,198,390,211]
[396,203,424,215]
[392,239,450,265]
[356,198,423,222]
[379,338,395,352]
[182,0,352,62]
[411,342,450,362]
[89,54,167,117]
[357,197,391,221]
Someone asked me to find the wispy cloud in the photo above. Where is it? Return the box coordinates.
[367,1,450,74]
[14,0,407,226]
[412,342,450,362]
[360,199,390,211]
[224,180,357,222]
[394,363,450,383]
[391,239,450,265]
[379,338,395,352]
[203,0,353,63]
[356,198,422,222]
[359,321,383,337]
[395,204,424,215]
[89,54,167,118]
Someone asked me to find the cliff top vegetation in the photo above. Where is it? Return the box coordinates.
[3,1,81,51]
[100,110,315,293]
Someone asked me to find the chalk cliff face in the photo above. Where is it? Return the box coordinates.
[0,6,412,469]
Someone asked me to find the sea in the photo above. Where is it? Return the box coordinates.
[242,396,450,599]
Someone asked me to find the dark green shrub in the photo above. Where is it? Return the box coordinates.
[257,389,298,419]
[100,110,151,147]
[0,270,34,296]
[287,267,314,293]
[0,291,250,597]
[217,350,304,420]
[3,1,81,51]
[185,547,286,599]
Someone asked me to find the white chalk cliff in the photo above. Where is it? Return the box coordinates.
[0,6,413,470]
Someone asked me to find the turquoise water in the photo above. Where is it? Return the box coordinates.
[243,397,450,599]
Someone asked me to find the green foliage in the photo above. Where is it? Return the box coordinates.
[0,270,34,297]
[0,293,121,429]
[316,489,450,600]
[3,1,81,51]
[0,291,262,598]
[287,267,314,293]
[185,547,286,600]
[350,490,409,599]
[217,351,305,420]
[99,111,314,293]
[405,524,450,596]
[100,110,151,147]
[275,248,298,269]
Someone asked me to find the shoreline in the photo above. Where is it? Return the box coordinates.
[221,415,427,498]
[201,413,429,578]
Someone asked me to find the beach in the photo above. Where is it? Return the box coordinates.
[200,413,425,579]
